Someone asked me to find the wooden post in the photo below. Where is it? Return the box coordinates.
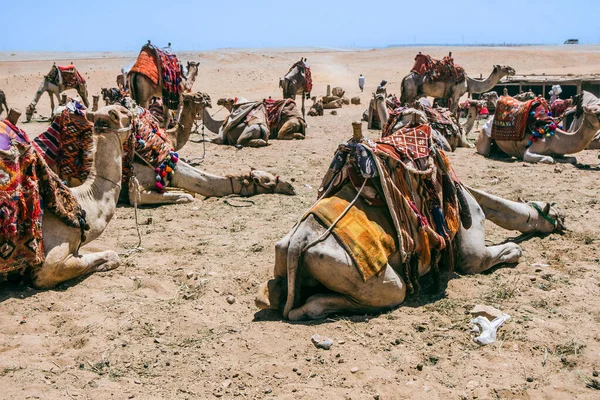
[503,88,508,96]
[7,108,21,125]
[92,95,99,111]
[60,94,67,105]
[542,82,546,98]
[352,121,363,141]
[326,85,331,97]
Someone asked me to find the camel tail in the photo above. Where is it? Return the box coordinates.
[282,236,303,319]
[456,185,472,229]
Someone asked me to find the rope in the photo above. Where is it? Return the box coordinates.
[224,198,255,207]
[300,179,366,255]
[531,203,557,229]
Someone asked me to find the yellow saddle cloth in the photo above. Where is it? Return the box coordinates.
[309,185,397,281]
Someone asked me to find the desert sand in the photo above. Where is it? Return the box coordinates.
[1,45,600,399]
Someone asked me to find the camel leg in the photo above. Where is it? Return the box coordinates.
[523,148,555,164]
[457,191,522,274]
[301,93,305,121]
[132,188,194,205]
[237,126,267,147]
[48,91,55,114]
[288,293,367,321]
[256,231,293,310]
[79,86,89,107]
[475,130,492,156]
[277,120,305,140]
[554,156,578,164]
[32,249,120,289]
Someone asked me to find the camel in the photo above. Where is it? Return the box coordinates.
[0,90,8,117]
[38,93,296,206]
[255,123,564,320]
[374,93,470,151]
[129,55,199,128]
[30,105,133,288]
[280,58,312,119]
[207,98,306,147]
[26,64,89,122]
[461,99,488,137]
[401,64,515,114]
[476,101,600,164]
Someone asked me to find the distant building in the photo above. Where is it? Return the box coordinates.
[564,39,579,44]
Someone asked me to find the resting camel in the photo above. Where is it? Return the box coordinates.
[256,123,564,320]
[26,64,89,122]
[374,93,472,151]
[40,93,296,206]
[401,64,515,114]
[280,58,312,119]
[476,101,600,164]
[0,89,8,117]
[129,59,199,128]
[33,105,132,288]
[206,98,306,147]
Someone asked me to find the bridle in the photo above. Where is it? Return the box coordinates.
[530,202,558,229]
[228,171,280,196]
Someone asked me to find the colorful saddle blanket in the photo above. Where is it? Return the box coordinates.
[46,65,85,87]
[491,96,552,141]
[411,54,465,84]
[122,108,178,192]
[0,120,86,278]
[421,105,462,142]
[130,45,182,110]
[33,106,94,186]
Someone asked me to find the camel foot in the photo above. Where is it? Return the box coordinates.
[247,139,268,147]
[93,251,121,272]
[255,278,286,310]
[555,156,577,165]
[287,293,358,321]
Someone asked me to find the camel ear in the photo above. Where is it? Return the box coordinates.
[108,109,120,123]
[543,203,551,215]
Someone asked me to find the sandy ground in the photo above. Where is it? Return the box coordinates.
[1,45,600,399]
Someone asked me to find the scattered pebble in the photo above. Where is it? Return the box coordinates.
[264,388,272,394]
[186,271,194,279]
[350,367,359,374]
[337,340,345,345]
[222,379,231,388]
[416,364,423,371]
[273,374,285,380]
[226,295,236,305]
[311,334,333,350]
[526,377,534,383]
[531,262,550,269]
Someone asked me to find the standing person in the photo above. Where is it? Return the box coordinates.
[358,74,365,92]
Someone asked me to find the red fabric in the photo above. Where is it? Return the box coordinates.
[304,66,313,93]
[550,99,570,117]
[375,125,432,161]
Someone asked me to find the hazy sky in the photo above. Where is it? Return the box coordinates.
[3,0,599,51]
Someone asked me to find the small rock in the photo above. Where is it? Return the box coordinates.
[331,110,338,115]
[373,395,380,400]
[416,364,423,371]
[264,388,272,394]
[531,262,549,269]
[337,340,345,345]
[134,380,141,384]
[186,271,194,279]
[273,374,285,379]
[593,370,599,377]
[222,379,231,388]
[350,367,359,374]
[154,338,161,344]
[529,276,537,282]
[311,334,333,350]
[226,295,236,305]
[470,305,504,320]
[526,377,534,383]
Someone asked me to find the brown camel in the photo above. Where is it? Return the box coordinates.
[280,58,312,119]
[401,58,515,113]
[26,63,89,122]
[128,43,199,128]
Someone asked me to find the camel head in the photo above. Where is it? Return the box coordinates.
[493,65,516,77]
[525,201,566,233]
[25,103,36,122]
[186,61,200,75]
[583,104,600,130]
[217,97,235,111]
[88,104,132,137]
[249,168,295,195]
[183,91,211,118]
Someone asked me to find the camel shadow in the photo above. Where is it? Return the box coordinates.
[0,273,92,303]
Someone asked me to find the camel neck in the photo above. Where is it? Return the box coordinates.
[467,71,503,94]
[70,131,125,243]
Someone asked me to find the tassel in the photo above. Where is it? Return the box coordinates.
[419,227,431,268]
[432,206,447,238]
[444,201,459,235]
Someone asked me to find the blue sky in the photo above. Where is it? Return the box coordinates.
[3,0,599,51]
